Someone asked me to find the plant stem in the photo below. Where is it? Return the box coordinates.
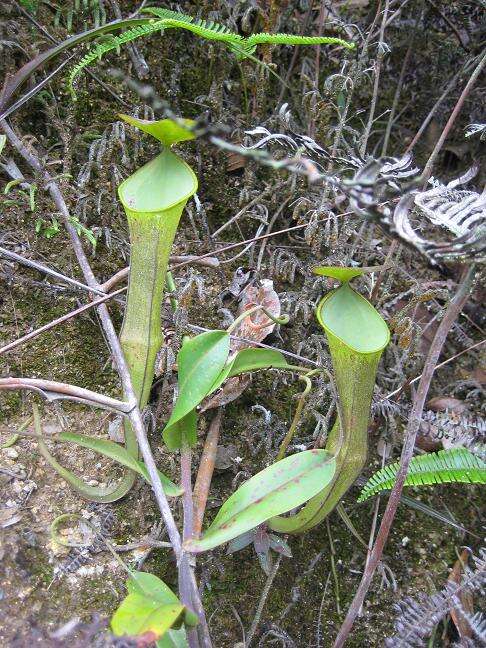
[193,408,224,536]
[180,443,201,648]
[276,375,312,460]
[333,264,477,648]
[0,118,209,633]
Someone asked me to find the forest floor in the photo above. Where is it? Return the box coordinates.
[0,1,484,647]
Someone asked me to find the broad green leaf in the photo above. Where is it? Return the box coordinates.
[227,348,291,378]
[316,283,389,354]
[59,432,182,497]
[163,409,197,452]
[119,114,196,146]
[312,266,364,282]
[184,450,336,552]
[162,331,230,448]
[111,594,184,638]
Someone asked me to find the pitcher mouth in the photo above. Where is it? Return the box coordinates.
[316,284,390,354]
[118,148,198,214]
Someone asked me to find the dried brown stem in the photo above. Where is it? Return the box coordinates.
[0,287,126,355]
[193,408,224,536]
[333,264,476,648]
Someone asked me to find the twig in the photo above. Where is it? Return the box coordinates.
[360,0,390,157]
[0,246,105,296]
[421,50,486,182]
[404,56,476,154]
[0,287,125,355]
[0,377,133,413]
[381,34,414,156]
[99,255,220,292]
[246,554,283,647]
[385,338,485,400]
[193,408,223,536]
[179,443,201,648]
[211,180,288,238]
[333,264,476,648]
[108,0,149,78]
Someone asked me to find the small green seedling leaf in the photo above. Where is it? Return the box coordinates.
[119,114,196,146]
[162,331,230,449]
[185,449,336,552]
[111,595,184,639]
[126,572,192,647]
[59,432,182,497]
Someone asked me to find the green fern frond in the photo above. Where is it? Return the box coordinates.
[67,7,355,97]
[68,20,165,97]
[246,32,356,51]
[358,447,486,502]
[141,7,195,23]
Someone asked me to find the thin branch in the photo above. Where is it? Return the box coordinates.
[0,377,133,413]
[0,287,125,355]
[333,264,477,648]
[360,0,390,157]
[0,246,105,295]
[421,50,486,182]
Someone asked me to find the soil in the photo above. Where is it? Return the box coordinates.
[0,1,484,647]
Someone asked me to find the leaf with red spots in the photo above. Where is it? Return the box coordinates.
[184,450,335,552]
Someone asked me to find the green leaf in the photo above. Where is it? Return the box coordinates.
[358,447,486,502]
[163,409,197,452]
[206,348,291,397]
[127,572,180,603]
[227,348,291,378]
[312,266,364,282]
[127,573,191,647]
[58,432,182,497]
[162,331,230,449]
[185,450,336,552]
[111,594,184,638]
[316,283,389,354]
[119,114,196,147]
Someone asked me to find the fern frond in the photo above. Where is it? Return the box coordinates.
[358,448,486,502]
[68,20,165,97]
[67,7,355,95]
[246,33,355,50]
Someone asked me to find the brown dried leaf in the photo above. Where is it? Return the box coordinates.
[200,375,251,411]
[231,279,281,351]
[427,396,469,414]
[448,549,474,639]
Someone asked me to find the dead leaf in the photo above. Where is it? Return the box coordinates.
[200,375,251,411]
[448,549,474,639]
[427,397,468,414]
[231,279,281,351]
